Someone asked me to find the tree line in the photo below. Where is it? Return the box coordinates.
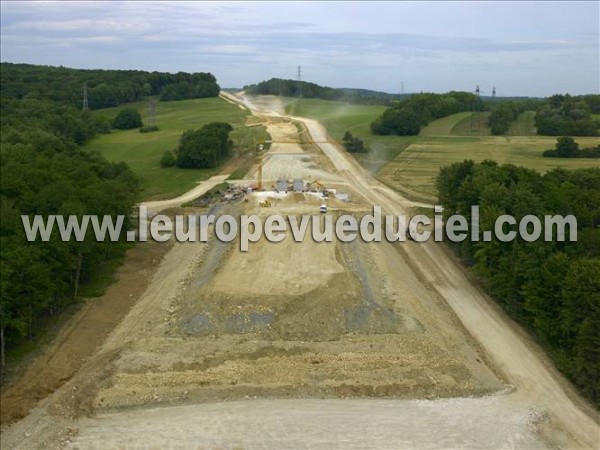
[0,96,140,369]
[536,94,599,136]
[0,63,220,110]
[543,137,600,158]
[242,78,404,106]
[371,91,482,135]
[437,160,600,407]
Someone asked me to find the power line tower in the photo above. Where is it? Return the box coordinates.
[492,86,496,100]
[401,81,404,96]
[297,65,302,98]
[82,83,89,111]
[148,99,157,127]
[471,84,482,134]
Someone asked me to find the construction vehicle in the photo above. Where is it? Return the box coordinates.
[307,180,326,193]
[259,199,272,208]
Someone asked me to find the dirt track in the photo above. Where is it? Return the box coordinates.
[1,93,598,449]
[237,94,600,448]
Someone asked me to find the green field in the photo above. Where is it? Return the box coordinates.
[450,112,492,136]
[379,135,600,201]
[280,97,600,202]
[419,112,472,136]
[420,110,537,137]
[284,98,414,172]
[508,111,537,136]
[88,97,255,200]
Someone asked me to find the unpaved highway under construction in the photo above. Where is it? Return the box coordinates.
[1,93,598,449]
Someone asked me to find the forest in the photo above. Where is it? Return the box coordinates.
[0,97,140,369]
[437,160,600,407]
[243,78,403,105]
[370,91,482,135]
[0,63,220,109]
[535,94,600,136]
[0,63,220,370]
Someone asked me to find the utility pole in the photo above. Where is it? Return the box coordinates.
[471,85,481,134]
[297,65,302,98]
[82,83,89,111]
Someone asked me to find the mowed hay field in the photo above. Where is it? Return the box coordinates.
[281,97,599,202]
[380,135,600,201]
[87,97,252,200]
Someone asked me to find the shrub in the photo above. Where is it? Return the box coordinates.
[160,150,176,167]
[342,130,367,153]
[140,125,159,133]
[112,108,143,129]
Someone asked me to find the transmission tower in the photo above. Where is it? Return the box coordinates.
[471,84,482,134]
[297,65,302,98]
[401,81,404,96]
[148,99,157,126]
[492,86,496,100]
[82,83,89,111]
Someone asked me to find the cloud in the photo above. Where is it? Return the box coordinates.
[1,1,598,96]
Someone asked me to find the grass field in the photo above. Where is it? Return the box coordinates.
[450,112,492,136]
[280,97,599,202]
[283,98,414,172]
[379,135,600,201]
[420,110,537,137]
[87,97,255,200]
[508,111,537,136]
[419,112,472,136]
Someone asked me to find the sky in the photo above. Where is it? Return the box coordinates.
[1,1,598,97]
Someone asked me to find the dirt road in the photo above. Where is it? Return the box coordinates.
[235,94,599,448]
[67,397,547,450]
[143,174,230,215]
[2,94,598,449]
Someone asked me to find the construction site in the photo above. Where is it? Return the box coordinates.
[1,93,599,450]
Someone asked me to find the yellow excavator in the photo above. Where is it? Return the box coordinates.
[307,180,330,197]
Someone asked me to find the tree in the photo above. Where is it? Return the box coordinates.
[555,136,579,157]
[371,91,481,136]
[436,160,600,407]
[371,107,421,135]
[342,130,367,153]
[1,93,140,368]
[175,122,234,169]
[1,62,220,109]
[536,95,599,136]
[160,150,175,168]
[112,108,142,129]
